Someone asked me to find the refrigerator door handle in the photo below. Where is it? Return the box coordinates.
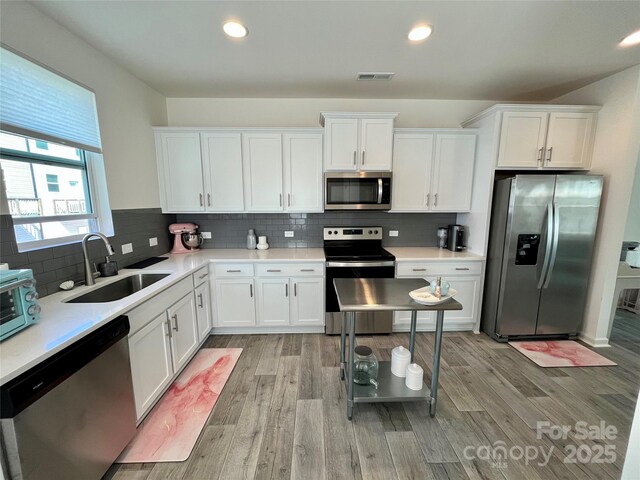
[543,203,561,289]
[537,202,554,289]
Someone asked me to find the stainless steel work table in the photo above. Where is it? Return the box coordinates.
[334,278,462,419]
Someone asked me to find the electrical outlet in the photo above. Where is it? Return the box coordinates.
[201,232,212,239]
[284,231,294,238]
[149,237,158,247]
[121,243,133,254]
[389,230,399,237]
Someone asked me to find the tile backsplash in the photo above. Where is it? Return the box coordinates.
[0,209,176,297]
[177,211,457,249]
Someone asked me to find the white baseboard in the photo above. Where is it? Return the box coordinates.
[579,333,611,348]
[211,325,325,335]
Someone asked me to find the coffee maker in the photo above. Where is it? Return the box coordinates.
[447,224,466,252]
[169,223,203,254]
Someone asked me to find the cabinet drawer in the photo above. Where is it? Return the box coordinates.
[396,261,482,278]
[193,266,210,286]
[255,263,324,277]
[213,263,254,277]
[127,276,192,335]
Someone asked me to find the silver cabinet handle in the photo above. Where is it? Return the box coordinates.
[300,268,314,272]
[434,193,438,207]
[249,284,253,297]
[537,148,544,163]
[197,293,203,308]
[294,283,297,296]
[199,193,204,207]
[199,273,208,279]
[279,193,283,207]
[227,269,241,273]
[455,267,470,271]
[285,283,289,297]
[353,151,356,166]
[267,269,281,272]
[412,268,427,272]
[164,319,172,338]
[207,193,211,207]
[171,314,179,332]
[362,151,365,165]
[546,147,553,163]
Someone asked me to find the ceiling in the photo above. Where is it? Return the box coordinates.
[29,0,640,100]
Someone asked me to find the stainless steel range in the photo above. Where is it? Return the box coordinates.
[324,227,396,334]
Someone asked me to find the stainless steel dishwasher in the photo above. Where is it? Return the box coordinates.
[0,316,136,480]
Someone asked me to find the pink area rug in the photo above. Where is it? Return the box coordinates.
[117,348,242,463]
[509,340,616,368]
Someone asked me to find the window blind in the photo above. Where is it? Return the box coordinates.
[0,45,102,153]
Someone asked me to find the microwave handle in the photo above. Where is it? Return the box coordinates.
[0,278,32,294]
[377,178,383,204]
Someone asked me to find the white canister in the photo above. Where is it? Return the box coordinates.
[405,363,424,391]
[391,345,411,377]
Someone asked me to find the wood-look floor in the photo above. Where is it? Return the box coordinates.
[104,319,639,480]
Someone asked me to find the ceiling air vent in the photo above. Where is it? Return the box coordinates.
[356,72,395,81]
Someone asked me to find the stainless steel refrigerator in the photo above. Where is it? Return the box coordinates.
[481,174,603,341]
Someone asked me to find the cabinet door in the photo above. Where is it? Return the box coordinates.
[215,279,256,327]
[243,133,284,211]
[168,293,199,372]
[202,132,244,212]
[442,276,480,324]
[431,134,476,212]
[324,118,359,171]
[195,282,212,343]
[290,277,324,326]
[359,118,394,171]
[391,133,434,211]
[496,112,548,168]
[256,278,290,326]
[283,133,323,212]
[544,112,595,169]
[156,132,205,212]
[128,313,174,418]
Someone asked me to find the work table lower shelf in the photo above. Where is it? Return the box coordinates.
[344,361,429,403]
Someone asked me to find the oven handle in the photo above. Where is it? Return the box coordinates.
[0,278,31,294]
[326,261,395,268]
[377,178,383,204]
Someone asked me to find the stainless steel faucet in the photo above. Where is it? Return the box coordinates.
[81,232,115,286]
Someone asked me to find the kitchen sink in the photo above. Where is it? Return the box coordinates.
[65,273,170,303]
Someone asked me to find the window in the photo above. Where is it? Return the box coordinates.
[1,132,112,251]
[0,46,112,252]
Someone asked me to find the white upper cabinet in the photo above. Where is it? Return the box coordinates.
[243,133,284,212]
[202,132,244,212]
[156,132,205,212]
[495,107,597,170]
[283,133,323,212]
[391,130,476,212]
[321,113,397,172]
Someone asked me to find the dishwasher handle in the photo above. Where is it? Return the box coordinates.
[0,316,130,418]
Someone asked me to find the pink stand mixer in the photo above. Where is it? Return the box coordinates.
[169,223,203,254]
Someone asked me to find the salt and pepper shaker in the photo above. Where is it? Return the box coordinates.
[434,276,442,299]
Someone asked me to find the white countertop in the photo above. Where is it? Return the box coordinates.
[386,247,485,261]
[0,248,324,385]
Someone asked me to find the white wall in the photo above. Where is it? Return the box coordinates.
[0,1,167,209]
[551,65,640,345]
[623,157,640,242]
[166,98,498,128]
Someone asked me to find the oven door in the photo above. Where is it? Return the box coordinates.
[0,286,27,340]
[325,261,395,334]
[325,173,391,210]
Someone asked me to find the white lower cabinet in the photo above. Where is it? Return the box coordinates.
[195,281,212,342]
[215,279,257,327]
[213,263,324,330]
[168,293,199,372]
[128,313,174,417]
[394,260,483,332]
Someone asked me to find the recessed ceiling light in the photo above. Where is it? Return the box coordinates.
[408,25,433,42]
[620,29,640,47]
[223,21,248,38]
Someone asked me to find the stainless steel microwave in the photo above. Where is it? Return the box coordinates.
[324,172,392,210]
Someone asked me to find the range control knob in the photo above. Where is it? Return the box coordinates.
[27,305,41,316]
[25,291,39,302]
